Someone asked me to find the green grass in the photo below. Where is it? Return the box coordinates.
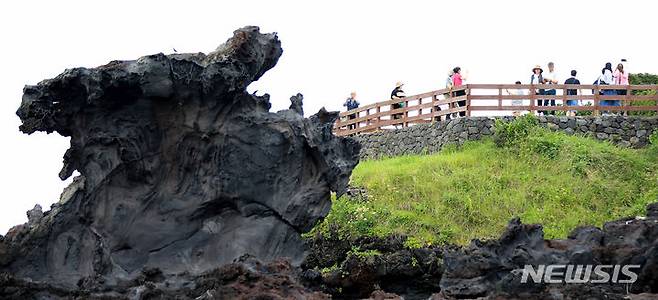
[311,117,658,246]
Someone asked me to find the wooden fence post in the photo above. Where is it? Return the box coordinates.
[466,86,472,117]
[431,94,438,123]
[594,86,600,116]
[530,86,536,115]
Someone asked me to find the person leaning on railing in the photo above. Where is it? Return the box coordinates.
[530,65,545,115]
[599,62,618,113]
[342,91,360,130]
[390,82,406,121]
[441,69,454,120]
[542,62,559,115]
[613,63,629,114]
[564,70,581,117]
[505,81,525,116]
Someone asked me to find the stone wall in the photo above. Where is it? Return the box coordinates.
[352,116,658,159]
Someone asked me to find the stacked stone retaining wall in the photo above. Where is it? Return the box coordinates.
[353,116,658,159]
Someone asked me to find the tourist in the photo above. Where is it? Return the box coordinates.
[614,63,629,110]
[530,65,544,115]
[599,62,616,110]
[564,70,581,116]
[343,92,360,129]
[505,81,526,116]
[390,81,406,121]
[438,69,454,121]
[542,62,558,115]
[451,67,467,117]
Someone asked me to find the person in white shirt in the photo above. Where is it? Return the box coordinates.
[599,62,616,108]
[542,62,559,115]
[506,81,526,116]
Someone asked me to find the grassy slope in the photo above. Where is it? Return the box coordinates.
[312,118,658,246]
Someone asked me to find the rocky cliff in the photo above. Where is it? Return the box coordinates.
[1,26,360,292]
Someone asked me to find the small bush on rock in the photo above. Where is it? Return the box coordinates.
[493,114,539,147]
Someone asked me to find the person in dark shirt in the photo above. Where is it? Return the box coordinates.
[564,70,581,116]
[390,82,406,121]
[342,92,360,129]
[343,92,360,110]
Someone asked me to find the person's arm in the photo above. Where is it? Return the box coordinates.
[612,70,619,84]
[549,75,558,84]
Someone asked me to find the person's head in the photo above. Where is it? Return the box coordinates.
[617,63,624,72]
[515,81,522,85]
[548,62,555,72]
[350,91,357,98]
[605,62,612,71]
[395,81,404,88]
[532,65,543,74]
[570,70,577,77]
[453,67,461,74]
[448,69,454,76]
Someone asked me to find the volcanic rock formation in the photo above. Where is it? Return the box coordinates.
[1,26,359,290]
[438,202,658,299]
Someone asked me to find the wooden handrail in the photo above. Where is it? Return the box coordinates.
[334,84,658,136]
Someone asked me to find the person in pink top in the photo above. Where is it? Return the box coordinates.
[614,63,629,109]
[614,63,629,85]
[451,67,467,117]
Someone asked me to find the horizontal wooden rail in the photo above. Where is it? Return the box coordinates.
[334,84,658,136]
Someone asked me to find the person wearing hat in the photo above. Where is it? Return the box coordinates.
[530,65,545,115]
[390,82,406,121]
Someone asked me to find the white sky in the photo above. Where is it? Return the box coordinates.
[0,0,656,234]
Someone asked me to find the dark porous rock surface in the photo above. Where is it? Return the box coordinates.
[1,26,359,295]
[0,256,330,299]
[436,201,658,299]
[302,232,445,299]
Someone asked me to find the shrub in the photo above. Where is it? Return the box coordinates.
[629,73,658,116]
[493,114,539,147]
[650,130,658,146]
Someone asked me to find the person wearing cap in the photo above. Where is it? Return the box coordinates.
[530,65,545,115]
[342,92,360,130]
[451,67,467,117]
[390,82,406,121]
[542,62,559,115]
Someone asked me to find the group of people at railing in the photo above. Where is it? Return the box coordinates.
[342,66,470,129]
[524,60,629,116]
[342,60,631,129]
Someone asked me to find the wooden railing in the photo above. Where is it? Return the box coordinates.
[334,84,658,136]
